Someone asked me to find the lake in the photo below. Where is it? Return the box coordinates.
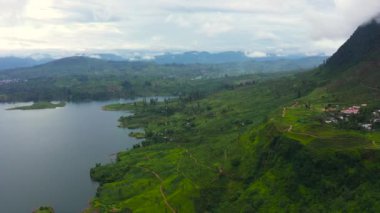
[0,100,141,213]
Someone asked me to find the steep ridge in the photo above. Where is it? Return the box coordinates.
[311,17,380,102]
[325,17,380,71]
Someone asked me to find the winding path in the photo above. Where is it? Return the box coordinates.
[184,149,215,171]
[136,165,176,213]
[135,146,221,212]
[282,107,287,118]
[284,124,320,138]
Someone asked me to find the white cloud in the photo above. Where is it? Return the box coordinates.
[198,13,234,37]
[165,14,191,28]
[0,0,379,55]
[245,51,267,58]
[311,38,346,55]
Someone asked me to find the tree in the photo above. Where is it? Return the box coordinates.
[122,80,133,90]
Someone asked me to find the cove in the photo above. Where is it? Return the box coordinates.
[0,100,140,213]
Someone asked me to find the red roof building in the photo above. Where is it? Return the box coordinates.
[341,106,360,115]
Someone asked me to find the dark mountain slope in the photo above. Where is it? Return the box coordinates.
[325,19,380,70]
[308,18,380,102]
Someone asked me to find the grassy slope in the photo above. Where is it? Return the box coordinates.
[88,75,306,212]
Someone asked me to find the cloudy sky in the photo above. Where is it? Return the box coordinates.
[0,0,379,56]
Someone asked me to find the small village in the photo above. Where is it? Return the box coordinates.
[324,104,380,131]
[0,79,25,86]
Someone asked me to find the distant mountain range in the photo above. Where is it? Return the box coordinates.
[154,51,250,64]
[153,51,327,64]
[0,55,328,80]
[0,56,52,70]
[0,51,328,70]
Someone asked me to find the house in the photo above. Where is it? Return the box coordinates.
[341,106,360,115]
[361,123,372,130]
[325,117,338,124]
[325,107,337,112]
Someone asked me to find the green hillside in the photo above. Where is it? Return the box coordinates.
[87,19,380,212]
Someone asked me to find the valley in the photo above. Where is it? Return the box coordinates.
[0,7,379,213]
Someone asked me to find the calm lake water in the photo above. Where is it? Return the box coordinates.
[0,101,141,213]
